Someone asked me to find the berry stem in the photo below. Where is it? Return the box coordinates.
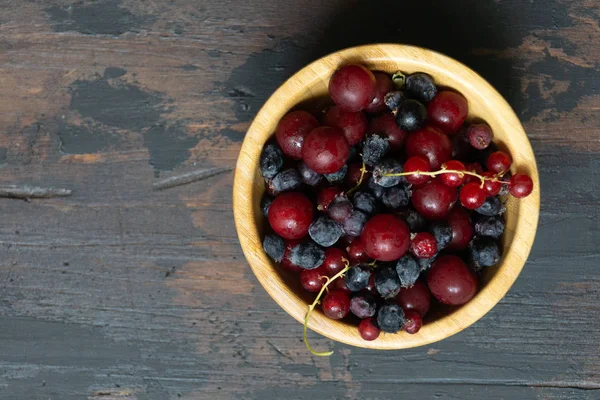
[303,259,351,357]
[383,167,502,187]
[347,161,367,195]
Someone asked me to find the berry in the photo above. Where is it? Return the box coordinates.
[405,72,437,103]
[368,113,407,151]
[470,237,502,268]
[362,134,389,166]
[345,264,372,291]
[260,194,273,217]
[410,232,438,259]
[275,110,319,160]
[446,207,474,251]
[429,222,452,250]
[289,240,326,270]
[365,274,376,293]
[460,182,487,209]
[406,126,452,169]
[509,174,534,198]
[300,266,327,292]
[322,248,348,276]
[403,155,431,185]
[395,99,427,132]
[323,105,368,145]
[481,172,502,196]
[375,266,402,299]
[367,175,386,199]
[463,162,484,185]
[418,255,437,271]
[373,158,404,187]
[466,123,493,150]
[427,91,468,134]
[302,126,350,174]
[328,195,354,223]
[324,164,348,183]
[298,162,322,186]
[403,310,422,334]
[400,208,428,232]
[322,290,351,319]
[342,210,369,237]
[384,91,405,111]
[362,214,410,261]
[452,129,472,160]
[331,276,352,294]
[263,234,285,263]
[475,196,506,216]
[427,255,478,305]
[350,292,377,318]
[439,160,465,187]
[395,254,421,288]
[411,180,457,220]
[474,216,505,238]
[353,191,377,215]
[308,216,343,247]
[317,186,342,211]
[345,162,369,188]
[377,303,405,333]
[268,192,313,239]
[281,239,303,272]
[347,238,370,264]
[329,65,377,112]
[358,317,381,341]
[366,72,394,114]
[267,168,302,194]
[486,151,512,174]
[499,172,512,196]
[396,281,431,317]
[260,143,284,179]
[381,184,411,209]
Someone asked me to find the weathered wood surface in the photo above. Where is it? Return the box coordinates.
[0,0,598,399]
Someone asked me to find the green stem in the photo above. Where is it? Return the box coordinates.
[347,161,367,196]
[383,168,502,187]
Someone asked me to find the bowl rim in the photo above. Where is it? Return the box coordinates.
[233,43,540,350]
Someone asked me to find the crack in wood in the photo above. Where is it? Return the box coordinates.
[0,185,72,200]
[152,167,232,190]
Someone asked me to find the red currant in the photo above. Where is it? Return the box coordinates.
[446,207,474,251]
[482,171,502,196]
[509,174,534,198]
[486,151,512,174]
[410,232,438,259]
[275,110,319,160]
[358,317,381,341]
[411,180,457,220]
[302,126,350,174]
[427,255,477,305]
[395,281,431,317]
[366,72,394,114]
[268,192,313,239]
[329,65,377,112]
[466,123,493,150]
[361,214,410,261]
[403,155,431,185]
[300,266,327,292]
[331,276,352,294]
[322,290,351,319]
[323,105,367,145]
[347,238,370,264]
[368,113,407,151]
[405,125,452,169]
[439,160,465,187]
[321,248,348,276]
[427,91,469,134]
[317,186,342,211]
[459,182,486,209]
[403,310,422,334]
[463,162,484,184]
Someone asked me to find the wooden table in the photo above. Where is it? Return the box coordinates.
[0,1,598,399]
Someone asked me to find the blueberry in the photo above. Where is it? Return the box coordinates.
[344,264,372,291]
[350,293,377,318]
[324,164,348,183]
[289,240,326,270]
[367,176,386,199]
[382,184,411,209]
[362,134,389,166]
[353,191,377,215]
[267,168,302,194]
[342,210,368,237]
[395,99,427,132]
[262,234,285,263]
[375,266,401,299]
[328,195,354,223]
[373,158,405,187]
[298,162,322,186]
[470,237,502,268]
[475,196,506,216]
[403,208,428,232]
[429,222,452,250]
[384,91,406,111]
[377,303,405,333]
[260,143,284,179]
[261,194,273,217]
[405,72,437,103]
[474,216,505,238]
[308,216,343,247]
[418,254,437,271]
[396,255,420,288]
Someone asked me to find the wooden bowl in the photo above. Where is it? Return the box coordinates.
[233,44,539,349]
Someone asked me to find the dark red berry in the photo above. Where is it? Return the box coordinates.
[482,172,502,196]
[362,214,410,261]
[358,317,381,341]
[411,180,457,220]
[427,255,478,305]
[323,105,367,145]
[405,126,452,169]
[280,239,303,272]
[403,310,422,334]
[463,162,484,184]
[322,248,348,276]
[403,155,431,185]
[329,65,377,112]
[275,110,319,160]
[486,151,512,174]
[410,232,438,259]
[328,196,353,222]
[466,123,493,150]
[322,290,351,319]
[365,274,376,293]
[268,192,313,239]
[509,174,534,198]
[368,113,407,151]
[459,182,486,210]
[300,266,327,292]
[331,276,352,294]
[395,281,431,317]
[427,91,469,134]
[302,126,350,174]
[446,207,474,251]
[347,238,370,264]
[366,72,394,114]
[317,186,342,211]
[439,160,465,187]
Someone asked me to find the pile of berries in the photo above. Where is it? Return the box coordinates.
[259,64,534,354]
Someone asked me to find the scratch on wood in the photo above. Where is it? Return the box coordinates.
[0,185,72,200]
[267,339,294,361]
[152,167,232,191]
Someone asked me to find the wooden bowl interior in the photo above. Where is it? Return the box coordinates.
[235,44,539,349]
